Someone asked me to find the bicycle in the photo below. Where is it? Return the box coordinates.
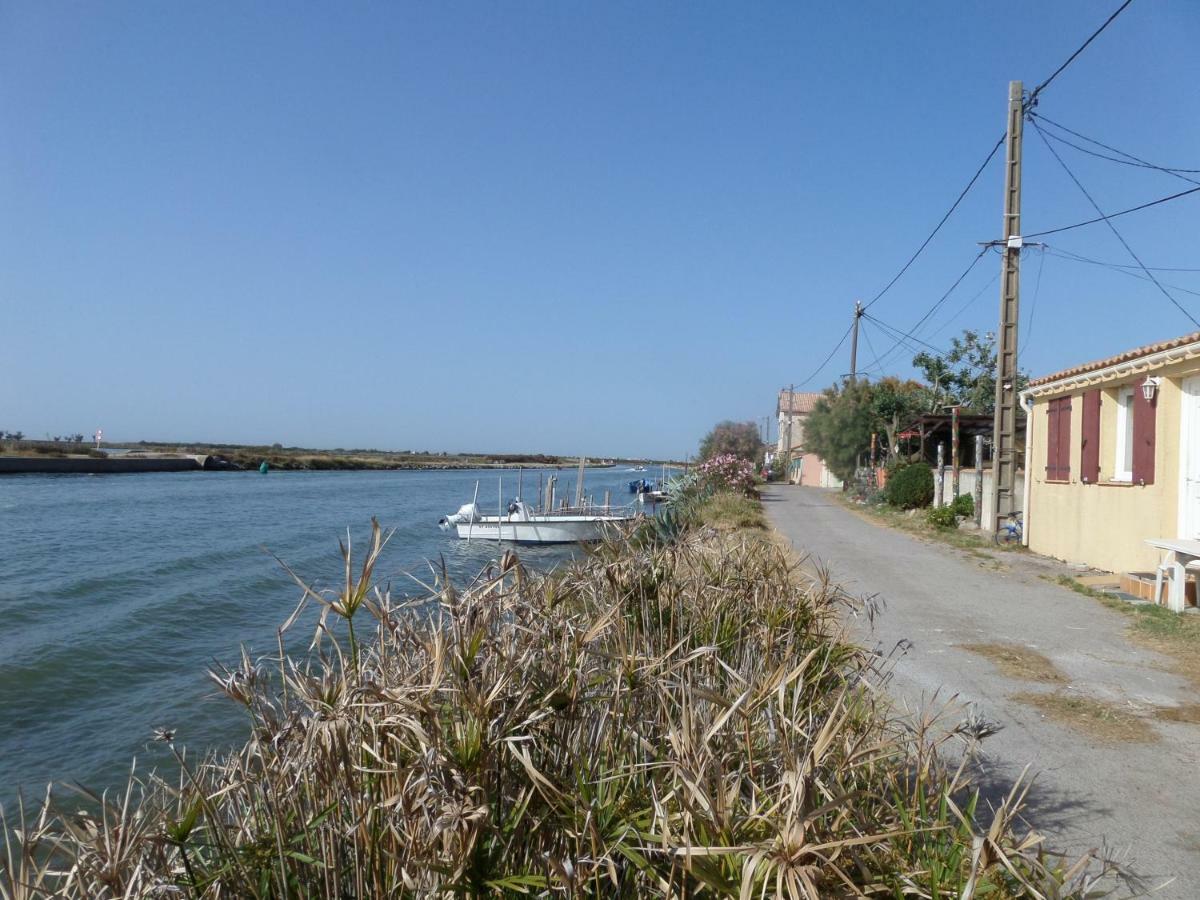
[993,511,1023,546]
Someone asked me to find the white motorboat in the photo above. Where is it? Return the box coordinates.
[440,498,634,544]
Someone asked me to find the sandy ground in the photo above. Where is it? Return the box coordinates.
[763,484,1200,898]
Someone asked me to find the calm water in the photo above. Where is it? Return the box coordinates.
[0,467,641,802]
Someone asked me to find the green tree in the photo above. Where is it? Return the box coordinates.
[871,377,925,459]
[803,381,879,482]
[698,420,763,464]
[912,329,1027,414]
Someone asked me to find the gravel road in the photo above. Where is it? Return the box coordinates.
[764,484,1200,898]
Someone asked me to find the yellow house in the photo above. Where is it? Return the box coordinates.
[1022,330,1200,577]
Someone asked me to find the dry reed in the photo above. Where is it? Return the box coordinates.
[1,518,1108,898]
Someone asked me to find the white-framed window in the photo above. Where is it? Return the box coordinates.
[1113,387,1135,481]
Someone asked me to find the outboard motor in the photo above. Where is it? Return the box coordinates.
[439,503,483,529]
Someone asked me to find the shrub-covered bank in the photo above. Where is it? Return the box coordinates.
[2,505,1099,897]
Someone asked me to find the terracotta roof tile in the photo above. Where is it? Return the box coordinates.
[777,390,822,414]
[1028,331,1200,387]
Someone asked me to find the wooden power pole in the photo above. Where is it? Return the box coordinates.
[849,301,863,382]
[785,383,794,481]
[990,80,1024,532]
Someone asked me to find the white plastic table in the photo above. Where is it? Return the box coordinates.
[1145,537,1200,612]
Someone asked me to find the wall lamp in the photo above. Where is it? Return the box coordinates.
[1141,376,1162,402]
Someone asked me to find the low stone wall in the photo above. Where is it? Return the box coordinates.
[0,456,204,475]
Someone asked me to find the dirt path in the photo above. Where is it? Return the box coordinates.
[764,485,1200,898]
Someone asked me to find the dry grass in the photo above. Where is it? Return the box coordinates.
[841,496,1024,555]
[961,643,1067,684]
[1053,575,1200,689]
[1013,691,1158,744]
[0,513,1109,898]
[1153,703,1200,725]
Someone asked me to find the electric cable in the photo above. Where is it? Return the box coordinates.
[859,317,884,375]
[794,320,856,389]
[1020,246,1047,356]
[1027,0,1136,106]
[859,249,991,372]
[1031,117,1200,327]
[1045,247,1200,298]
[1042,245,1200,273]
[1030,112,1200,184]
[1023,184,1200,239]
[861,135,1004,312]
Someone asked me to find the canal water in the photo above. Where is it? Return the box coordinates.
[0,467,643,803]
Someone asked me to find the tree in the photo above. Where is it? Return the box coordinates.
[871,377,925,458]
[912,329,1027,414]
[698,420,763,465]
[803,381,879,482]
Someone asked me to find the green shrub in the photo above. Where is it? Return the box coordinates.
[885,463,934,509]
[951,493,974,518]
[925,505,957,529]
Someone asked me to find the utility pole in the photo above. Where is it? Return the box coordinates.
[990,80,1023,533]
[785,383,794,483]
[849,301,863,383]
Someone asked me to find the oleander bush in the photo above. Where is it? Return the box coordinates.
[886,462,935,509]
[1,514,1106,898]
[695,453,758,496]
[952,492,975,519]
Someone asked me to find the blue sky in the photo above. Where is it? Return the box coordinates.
[3,1,1198,459]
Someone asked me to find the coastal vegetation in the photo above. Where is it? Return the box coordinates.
[0,435,629,472]
[1,490,1100,897]
[802,328,1028,479]
[697,420,763,464]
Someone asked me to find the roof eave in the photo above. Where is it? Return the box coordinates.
[1021,337,1200,401]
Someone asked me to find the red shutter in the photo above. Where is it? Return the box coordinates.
[1080,390,1100,483]
[1058,397,1073,481]
[1132,385,1157,485]
[1045,397,1073,481]
[1046,400,1061,479]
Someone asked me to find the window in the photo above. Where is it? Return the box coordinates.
[1045,396,1072,481]
[1113,388,1134,481]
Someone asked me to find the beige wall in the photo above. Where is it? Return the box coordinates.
[1028,364,1192,573]
[777,412,807,455]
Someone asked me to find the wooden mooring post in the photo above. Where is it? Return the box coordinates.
[951,406,961,499]
[936,442,946,508]
[974,435,984,527]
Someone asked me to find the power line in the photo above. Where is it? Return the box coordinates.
[795,320,856,389]
[863,248,992,372]
[1027,0,1136,105]
[859,317,884,374]
[1020,246,1047,356]
[796,1,1138,391]
[864,313,951,359]
[1045,246,1200,297]
[1030,112,1200,185]
[927,270,1000,341]
[861,134,1004,312]
[1031,117,1200,328]
[1023,184,1200,239]
[1043,245,1200,273]
[851,2,1135,318]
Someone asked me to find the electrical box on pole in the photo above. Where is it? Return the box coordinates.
[990,80,1023,532]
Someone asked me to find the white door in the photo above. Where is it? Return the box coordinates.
[1179,377,1200,539]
